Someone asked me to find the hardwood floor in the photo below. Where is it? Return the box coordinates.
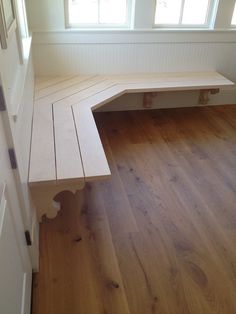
[33,105,236,314]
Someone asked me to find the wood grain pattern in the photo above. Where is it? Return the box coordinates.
[30,71,234,184]
[29,76,102,184]
[29,72,234,219]
[54,79,115,107]
[34,76,98,107]
[35,76,91,100]
[33,105,236,314]
[35,76,75,92]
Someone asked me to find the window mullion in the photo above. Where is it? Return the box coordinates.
[179,0,185,24]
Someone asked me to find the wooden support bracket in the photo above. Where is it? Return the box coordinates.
[29,181,85,222]
[199,89,220,105]
[143,92,158,108]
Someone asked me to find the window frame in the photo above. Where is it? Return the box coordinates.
[14,0,31,64]
[0,0,17,49]
[16,0,29,38]
[64,0,133,29]
[231,1,236,27]
[153,0,217,29]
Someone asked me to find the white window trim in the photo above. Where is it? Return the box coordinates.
[153,0,217,29]
[64,0,133,29]
[16,0,29,38]
[230,1,236,26]
[14,0,31,64]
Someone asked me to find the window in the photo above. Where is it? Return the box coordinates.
[66,0,131,28]
[231,1,236,25]
[154,0,214,27]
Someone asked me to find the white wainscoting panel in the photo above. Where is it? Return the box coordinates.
[32,31,236,107]
[32,41,236,82]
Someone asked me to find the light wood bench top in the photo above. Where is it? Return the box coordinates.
[29,72,234,186]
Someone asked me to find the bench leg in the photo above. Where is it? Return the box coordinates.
[199,89,220,105]
[29,181,85,222]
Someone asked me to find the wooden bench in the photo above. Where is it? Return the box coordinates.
[28,72,234,221]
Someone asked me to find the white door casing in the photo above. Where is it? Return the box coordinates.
[0,110,32,314]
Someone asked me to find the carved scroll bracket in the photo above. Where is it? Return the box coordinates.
[29,180,85,222]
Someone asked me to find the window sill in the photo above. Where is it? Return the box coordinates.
[66,25,131,31]
[31,28,236,46]
[31,27,236,33]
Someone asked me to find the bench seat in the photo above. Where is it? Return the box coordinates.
[29,72,234,221]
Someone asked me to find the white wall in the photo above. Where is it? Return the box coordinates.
[26,0,236,107]
[25,0,65,31]
[24,0,236,31]
[31,31,236,80]
[26,0,236,80]
[31,31,236,107]
[0,33,22,103]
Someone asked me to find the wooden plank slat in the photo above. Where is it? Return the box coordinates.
[35,76,75,91]
[35,76,101,108]
[76,85,125,111]
[34,76,52,85]
[107,71,232,84]
[35,76,92,100]
[122,74,234,93]
[53,104,84,182]
[54,79,115,107]
[72,105,111,181]
[29,103,56,184]
[30,71,234,185]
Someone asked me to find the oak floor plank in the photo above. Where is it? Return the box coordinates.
[96,126,138,235]
[33,105,236,314]
[33,187,131,314]
[138,109,236,294]
[101,110,236,313]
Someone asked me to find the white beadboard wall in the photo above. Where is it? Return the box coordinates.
[32,31,236,79]
[32,30,236,107]
[33,41,236,80]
